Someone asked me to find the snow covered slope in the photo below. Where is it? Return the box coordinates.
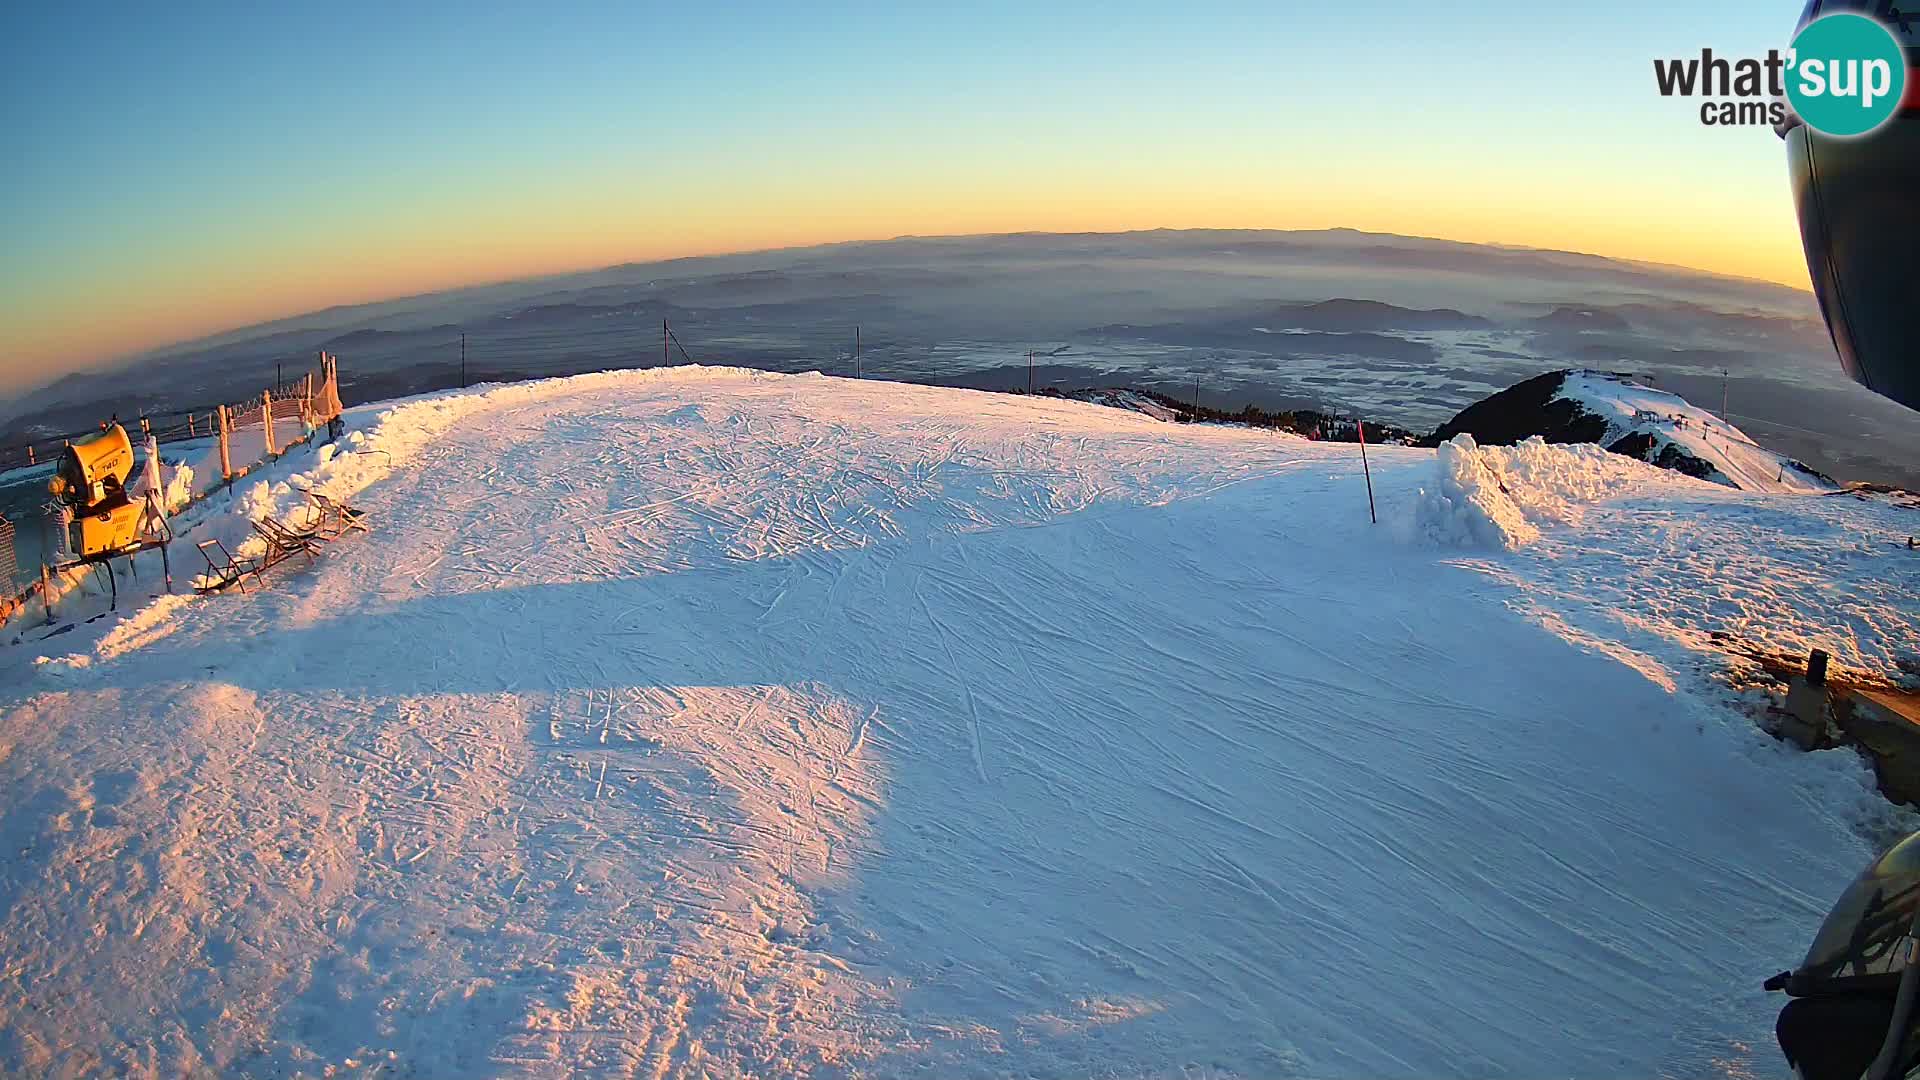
[2,367,1914,1079]
[1432,369,1836,494]
[1554,371,1836,493]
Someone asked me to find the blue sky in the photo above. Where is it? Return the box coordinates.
[1,2,1814,390]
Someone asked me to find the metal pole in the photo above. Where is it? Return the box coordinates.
[1027,351,1034,394]
[461,333,468,388]
[663,319,670,367]
[277,363,283,398]
[1721,369,1730,421]
[855,325,861,378]
[1358,420,1377,525]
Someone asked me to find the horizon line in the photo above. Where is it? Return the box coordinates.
[20,224,1815,400]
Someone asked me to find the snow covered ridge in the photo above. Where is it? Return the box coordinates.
[1554,371,1835,493]
[1432,369,1835,495]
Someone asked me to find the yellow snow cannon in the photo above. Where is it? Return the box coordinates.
[49,424,145,560]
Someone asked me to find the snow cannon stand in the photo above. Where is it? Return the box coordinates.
[46,424,174,609]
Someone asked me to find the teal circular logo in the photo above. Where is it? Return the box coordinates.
[1787,13,1907,137]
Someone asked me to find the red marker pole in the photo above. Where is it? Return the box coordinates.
[1357,420,1377,525]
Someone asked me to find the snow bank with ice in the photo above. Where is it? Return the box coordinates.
[134,451,194,516]
[1411,433,1667,549]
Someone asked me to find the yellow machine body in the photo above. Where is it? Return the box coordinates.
[50,424,151,561]
[70,497,146,559]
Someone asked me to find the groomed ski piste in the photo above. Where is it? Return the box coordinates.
[3,366,1917,1078]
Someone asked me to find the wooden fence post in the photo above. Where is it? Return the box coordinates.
[218,405,233,479]
[262,390,276,457]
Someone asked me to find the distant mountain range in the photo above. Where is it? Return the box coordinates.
[4,228,1913,489]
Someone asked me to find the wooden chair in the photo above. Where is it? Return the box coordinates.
[252,516,322,571]
[195,539,256,593]
[304,490,369,539]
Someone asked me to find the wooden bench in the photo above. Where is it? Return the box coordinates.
[196,503,356,594]
[253,516,322,571]
[194,539,257,593]
[303,490,369,539]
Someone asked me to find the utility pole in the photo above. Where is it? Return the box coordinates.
[276,362,283,398]
[663,319,670,367]
[1721,368,1730,421]
[855,325,861,378]
[461,333,468,388]
[1027,350,1035,394]
[1194,374,1201,412]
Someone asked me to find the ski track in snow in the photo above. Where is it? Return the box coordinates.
[0,369,1914,1078]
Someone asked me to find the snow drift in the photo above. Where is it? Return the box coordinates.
[1411,433,1659,549]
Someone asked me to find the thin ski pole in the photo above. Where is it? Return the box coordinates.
[1358,420,1377,524]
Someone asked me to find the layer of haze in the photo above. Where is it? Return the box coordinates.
[2,1,1811,394]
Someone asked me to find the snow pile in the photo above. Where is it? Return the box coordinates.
[158,459,193,513]
[1555,371,1835,494]
[131,442,194,516]
[1411,433,1664,549]
[32,594,199,674]
[93,593,196,660]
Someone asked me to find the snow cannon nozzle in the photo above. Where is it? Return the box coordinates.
[51,423,134,507]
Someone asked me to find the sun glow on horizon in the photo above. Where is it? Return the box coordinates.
[2,2,1819,394]
[2,201,1813,396]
